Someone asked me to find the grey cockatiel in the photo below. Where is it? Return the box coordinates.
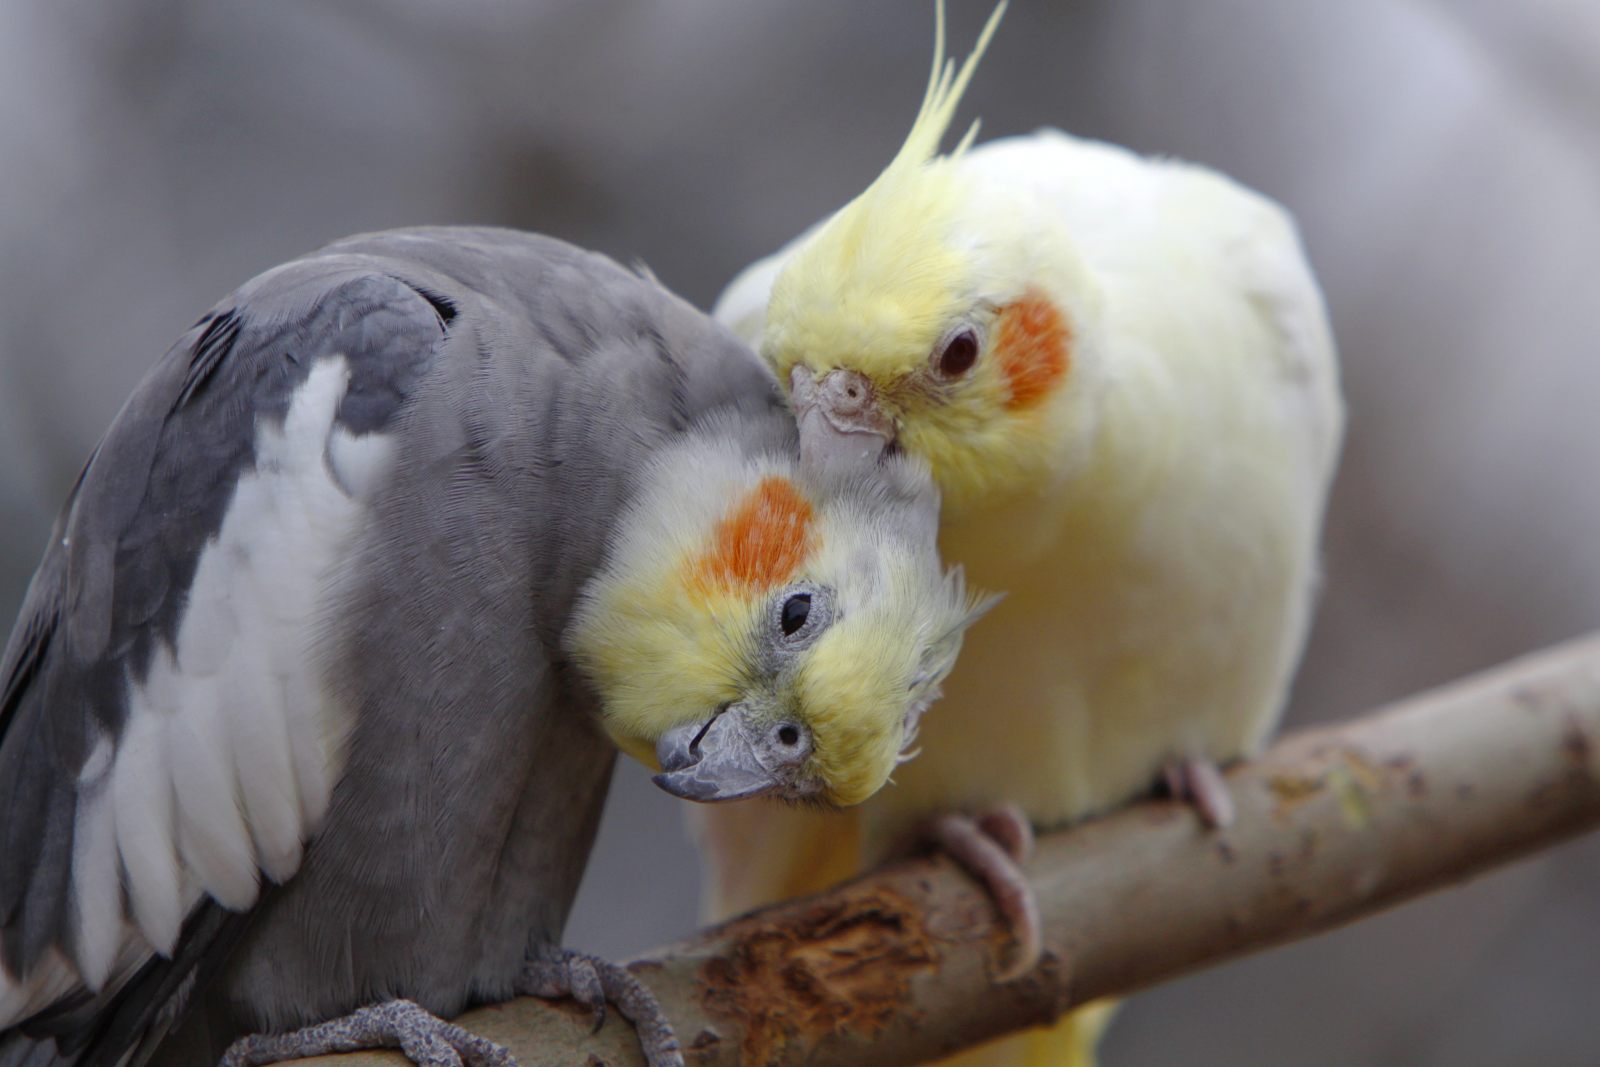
[0,227,983,1067]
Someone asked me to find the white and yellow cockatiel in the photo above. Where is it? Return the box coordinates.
[697,6,1344,1065]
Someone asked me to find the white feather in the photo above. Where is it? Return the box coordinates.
[167,663,258,910]
[161,357,364,906]
[227,645,304,884]
[27,355,395,1020]
[69,731,121,990]
[111,702,185,955]
[280,654,336,827]
[174,562,236,678]
[327,427,397,501]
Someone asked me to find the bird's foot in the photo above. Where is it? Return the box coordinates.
[925,804,1041,982]
[218,999,515,1067]
[1162,755,1236,828]
[518,947,683,1067]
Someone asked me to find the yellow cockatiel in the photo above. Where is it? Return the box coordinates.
[697,5,1344,1065]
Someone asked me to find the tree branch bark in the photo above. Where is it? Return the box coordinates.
[305,633,1600,1067]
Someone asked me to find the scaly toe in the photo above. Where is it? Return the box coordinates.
[518,949,683,1067]
[976,804,1035,863]
[566,956,607,1033]
[927,812,1043,981]
[1164,755,1237,829]
[219,999,515,1067]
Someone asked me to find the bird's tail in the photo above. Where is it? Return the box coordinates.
[926,998,1118,1067]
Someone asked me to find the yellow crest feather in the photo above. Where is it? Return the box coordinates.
[761,0,1029,513]
[878,0,1006,186]
[763,0,1009,364]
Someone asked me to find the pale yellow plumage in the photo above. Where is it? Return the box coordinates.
[698,10,1342,1064]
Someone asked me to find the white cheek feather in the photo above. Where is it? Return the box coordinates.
[38,356,382,1002]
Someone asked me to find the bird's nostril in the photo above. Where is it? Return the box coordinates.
[777,724,801,746]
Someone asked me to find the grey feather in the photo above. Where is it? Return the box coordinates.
[1,226,786,1067]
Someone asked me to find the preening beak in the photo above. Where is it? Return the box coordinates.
[652,704,817,803]
[790,365,896,477]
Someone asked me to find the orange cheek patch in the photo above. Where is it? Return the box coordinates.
[693,476,816,594]
[994,292,1071,409]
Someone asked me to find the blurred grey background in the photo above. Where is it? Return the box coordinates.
[2,0,1597,1063]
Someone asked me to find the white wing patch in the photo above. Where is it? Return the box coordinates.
[110,704,182,958]
[327,427,397,501]
[2,357,389,1025]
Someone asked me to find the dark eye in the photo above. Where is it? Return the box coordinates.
[776,724,801,746]
[780,593,812,635]
[936,329,980,377]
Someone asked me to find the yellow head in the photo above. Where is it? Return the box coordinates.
[755,2,1104,513]
[568,424,987,807]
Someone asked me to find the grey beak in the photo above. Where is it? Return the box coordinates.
[653,706,793,803]
[791,365,896,477]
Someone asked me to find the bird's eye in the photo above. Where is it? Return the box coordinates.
[936,328,980,377]
[780,593,812,635]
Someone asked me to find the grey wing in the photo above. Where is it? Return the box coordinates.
[0,259,446,1063]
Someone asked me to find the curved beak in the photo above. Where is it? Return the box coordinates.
[790,365,896,477]
[653,705,796,803]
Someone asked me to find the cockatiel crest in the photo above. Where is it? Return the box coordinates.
[748,0,1108,513]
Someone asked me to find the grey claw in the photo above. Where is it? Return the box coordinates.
[519,948,683,1067]
[566,956,607,1033]
[218,998,516,1067]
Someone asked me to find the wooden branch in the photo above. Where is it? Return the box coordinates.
[305,633,1600,1067]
